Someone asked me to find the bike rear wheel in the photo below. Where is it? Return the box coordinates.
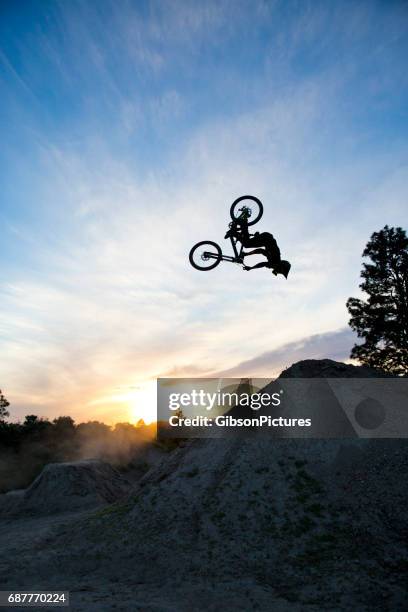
[189,241,222,271]
[230,195,263,226]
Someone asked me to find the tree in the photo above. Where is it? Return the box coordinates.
[77,421,111,437]
[0,389,10,421]
[52,416,76,436]
[23,415,52,434]
[347,225,408,375]
[24,415,38,427]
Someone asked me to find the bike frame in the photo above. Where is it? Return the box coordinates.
[190,202,265,271]
[204,235,244,264]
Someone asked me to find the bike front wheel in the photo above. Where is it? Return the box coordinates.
[230,195,263,226]
[189,241,223,271]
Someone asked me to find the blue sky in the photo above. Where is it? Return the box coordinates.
[1,0,408,423]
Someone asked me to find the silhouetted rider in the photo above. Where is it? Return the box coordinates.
[242,231,281,274]
[225,218,283,275]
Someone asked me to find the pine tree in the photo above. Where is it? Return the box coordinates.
[347,225,408,375]
[0,389,10,421]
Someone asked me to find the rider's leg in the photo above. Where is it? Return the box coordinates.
[241,235,263,248]
[243,248,267,257]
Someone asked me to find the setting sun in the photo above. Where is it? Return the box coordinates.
[130,381,157,425]
[86,381,157,425]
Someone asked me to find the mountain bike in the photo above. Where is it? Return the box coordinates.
[189,195,263,271]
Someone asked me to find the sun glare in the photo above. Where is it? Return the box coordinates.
[129,381,157,425]
[88,381,157,425]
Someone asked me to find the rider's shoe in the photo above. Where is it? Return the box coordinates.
[224,229,233,239]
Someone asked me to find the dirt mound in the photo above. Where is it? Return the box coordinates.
[58,433,402,609]
[279,358,389,378]
[1,360,407,610]
[0,460,130,517]
[224,359,388,436]
[63,360,405,608]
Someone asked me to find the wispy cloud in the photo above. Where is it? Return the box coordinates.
[212,328,357,378]
[1,0,407,423]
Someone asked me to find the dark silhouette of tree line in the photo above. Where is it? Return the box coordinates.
[0,405,156,493]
